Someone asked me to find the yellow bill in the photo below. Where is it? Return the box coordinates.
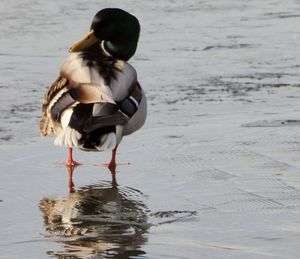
[69,29,98,52]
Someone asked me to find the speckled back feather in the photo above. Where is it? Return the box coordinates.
[39,76,69,136]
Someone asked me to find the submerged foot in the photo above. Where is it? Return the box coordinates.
[107,161,116,172]
[99,162,130,168]
[65,160,81,168]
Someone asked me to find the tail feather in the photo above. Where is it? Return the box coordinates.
[54,127,82,148]
[54,125,116,151]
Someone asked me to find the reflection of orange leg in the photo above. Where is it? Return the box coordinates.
[110,170,117,186]
[66,147,81,167]
[67,166,75,193]
[107,146,118,186]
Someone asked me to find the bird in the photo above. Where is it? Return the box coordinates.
[40,8,147,171]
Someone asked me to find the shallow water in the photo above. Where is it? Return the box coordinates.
[1,0,300,258]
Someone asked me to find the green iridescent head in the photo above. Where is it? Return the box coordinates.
[70,8,140,61]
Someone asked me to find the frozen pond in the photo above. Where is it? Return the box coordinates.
[1,0,300,258]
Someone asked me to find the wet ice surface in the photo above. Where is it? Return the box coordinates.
[1,0,300,258]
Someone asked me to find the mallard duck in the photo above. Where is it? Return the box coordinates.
[40,8,147,169]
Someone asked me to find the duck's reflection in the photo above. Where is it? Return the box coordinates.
[67,165,117,193]
[39,175,149,258]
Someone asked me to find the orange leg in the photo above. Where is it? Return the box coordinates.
[66,147,81,167]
